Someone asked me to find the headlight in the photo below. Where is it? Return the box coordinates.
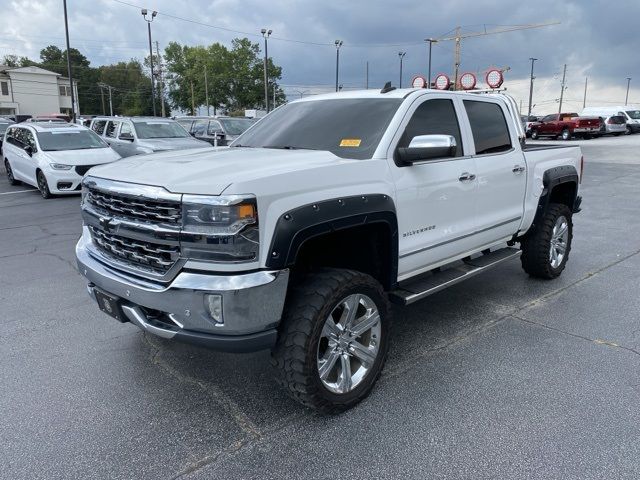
[181,195,259,262]
[50,163,73,170]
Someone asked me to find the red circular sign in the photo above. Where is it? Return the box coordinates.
[460,72,477,90]
[434,74,451,91]
[485,69,504,88]
[411,75,427,88]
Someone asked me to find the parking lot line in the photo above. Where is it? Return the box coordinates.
[0,189,36,195]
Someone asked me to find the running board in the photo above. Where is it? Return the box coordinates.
[389,247,521,305]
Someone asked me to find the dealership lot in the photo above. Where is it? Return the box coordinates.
[2,138,640,479]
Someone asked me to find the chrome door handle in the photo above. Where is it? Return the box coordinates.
[458,172,476,182]
[512,165,526,173]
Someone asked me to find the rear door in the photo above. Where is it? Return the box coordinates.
[538,114,557,136]
[104,120,121,149]
[390,95,479,280]
[461,98,526,244]
[3,126,26,180]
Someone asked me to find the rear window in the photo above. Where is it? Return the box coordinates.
[92,120,107,135]
[626,110,640,120]
[463,100,512,155]
[608,116,626,124]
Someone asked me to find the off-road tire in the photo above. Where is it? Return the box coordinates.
[520,203,573,279]
[5,159,19,185]
[271,269,391,414]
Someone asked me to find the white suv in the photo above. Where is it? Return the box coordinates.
[3,122,121,198]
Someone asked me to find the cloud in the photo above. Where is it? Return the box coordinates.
[2,0,638,108]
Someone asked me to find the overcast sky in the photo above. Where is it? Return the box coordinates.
[3,0,639,114]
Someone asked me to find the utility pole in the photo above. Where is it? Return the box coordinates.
[398,51,406,88]
[453,26,461,89]
[98,83,114,116]
[583,77,588,109]
[366,61,369,89]
[190,80,195,115]
[625,77,632,106]
[558,63,567,115]
[62,0,76,122]
[100,85,105,115]
[204,66,210,116]
[141,9,158,116]
[155,41,165,117]
[519,99,523,114]
[273,83,276,108]
[335,40,343,92]
[261,28,272,112]
[527,57,537,118]
[425,38,437,87]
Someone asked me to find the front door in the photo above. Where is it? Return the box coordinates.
[389,95,479,281]
[461,98,527,245]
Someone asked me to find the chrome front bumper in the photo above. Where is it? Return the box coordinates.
[76,233,289,352]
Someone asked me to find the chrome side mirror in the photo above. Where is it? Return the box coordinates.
[397,134,457,164]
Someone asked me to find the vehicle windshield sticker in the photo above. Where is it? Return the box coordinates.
[340,138,361,147]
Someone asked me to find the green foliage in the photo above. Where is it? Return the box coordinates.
[164,38,286,113]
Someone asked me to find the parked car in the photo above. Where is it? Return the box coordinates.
[529,113,601,140]
[3,122,121,198]
[520,115,539,137]
[76,88,583,413]
[175,116,257,146]
[0,118,14,154]
[581,106,640,134]
[598,115,627,136]
[89,116,210,158]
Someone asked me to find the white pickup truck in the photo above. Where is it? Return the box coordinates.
[75,86,583,413]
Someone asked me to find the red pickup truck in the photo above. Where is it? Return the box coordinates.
[530,113,601,140]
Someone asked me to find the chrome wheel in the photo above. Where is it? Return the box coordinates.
[549,215,569,269]
[316,294,381,394]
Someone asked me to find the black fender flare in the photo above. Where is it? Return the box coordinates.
[530,165,580,232]
[265,194,398,285]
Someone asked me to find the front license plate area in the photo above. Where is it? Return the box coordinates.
[94,289,128,323]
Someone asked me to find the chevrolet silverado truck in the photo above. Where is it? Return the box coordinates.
[75,87,583,413]
[530,112,601,140]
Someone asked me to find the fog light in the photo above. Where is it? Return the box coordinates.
[205,294,223,323]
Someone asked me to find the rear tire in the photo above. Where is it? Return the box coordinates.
[561,128,572,141]
[36,170,52,199]
[271,269,391,414]
[520,203,573,279]
[530,129,539,140]
[5,159,19,185]
[625,125,632,135]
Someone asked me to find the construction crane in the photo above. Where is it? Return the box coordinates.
[438,22,560,89]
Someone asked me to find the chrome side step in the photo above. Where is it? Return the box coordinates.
[390,247,521,305]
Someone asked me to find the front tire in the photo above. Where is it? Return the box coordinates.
[36,170,52,199]
[5,159,19,185]
[271,269,391,414]
[530,129,539,140]
[520,203,573,279]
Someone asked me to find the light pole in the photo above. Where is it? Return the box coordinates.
[398,51,406,88]
[425,38,437,87]
[294,89,310,99]
[261,28,272,112]
[62,0,76,122]
[335,40,343,92]
[625,77,632,106]
[142,9,157,116]
[527,57,537,118]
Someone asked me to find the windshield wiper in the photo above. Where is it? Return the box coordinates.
[263,145,320,150]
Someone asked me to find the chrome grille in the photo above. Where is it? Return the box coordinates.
[88,226,179,272]
[87,188,181,224]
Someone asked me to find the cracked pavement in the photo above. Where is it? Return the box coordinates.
[1,138,639,479]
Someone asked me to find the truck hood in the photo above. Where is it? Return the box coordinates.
[44,147,121,166]
[87,147,350,195]
[138,137,210,151]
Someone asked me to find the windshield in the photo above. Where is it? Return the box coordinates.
[36,130,108,151]
[219,118,255,136]
[626,110,640,120]
[234,98,402,159]
[133,121,190,139]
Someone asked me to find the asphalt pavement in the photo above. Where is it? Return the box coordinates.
[1,137,639,479]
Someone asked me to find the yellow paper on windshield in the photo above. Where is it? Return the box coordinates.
[340,138,361,147]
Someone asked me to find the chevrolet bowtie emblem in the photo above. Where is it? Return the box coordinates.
[99,216,116,233]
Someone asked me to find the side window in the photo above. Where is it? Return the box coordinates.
[92,120,107,135]
[397,98,463,157]
[105,121,120,138]
[22,130,37,151]
[208,120,223,135]
[192,119,208,135]
[1,81,9,96]
[541,114,556,122]
[13,128,25,146]
[119,122,133,138]
[177,120,193,132]
[463,100,512,155]
[6,127,18,145]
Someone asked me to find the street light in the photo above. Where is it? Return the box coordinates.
[335,40,343,92]
[398,51,406,88]
[261,28,272,112]
[424,38,437,87]
[142,9,158,116]
[293,89,310,99]
[625,77,632,106]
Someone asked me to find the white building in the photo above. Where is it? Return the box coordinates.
[0,65,79,117]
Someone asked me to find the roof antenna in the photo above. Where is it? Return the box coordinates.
[380,81,396,94]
